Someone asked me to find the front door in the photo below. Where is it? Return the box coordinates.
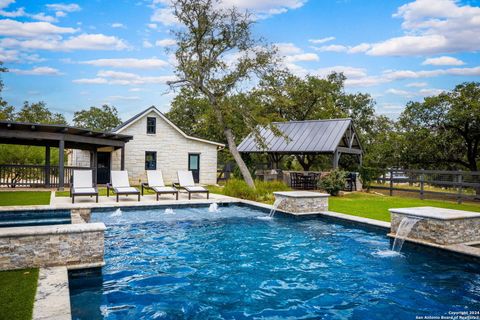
[97,152,111,184]
[188,153,200,183]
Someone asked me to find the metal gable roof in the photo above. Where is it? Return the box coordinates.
[237,119,358,153]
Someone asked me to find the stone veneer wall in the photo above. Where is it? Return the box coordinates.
[275,195,329,214]
[391,212,480,245]
[0,218,105,271]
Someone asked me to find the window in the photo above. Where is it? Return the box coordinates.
[145,151,157,170]
[146,117,156,134]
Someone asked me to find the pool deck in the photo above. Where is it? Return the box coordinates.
[32,266,71,320]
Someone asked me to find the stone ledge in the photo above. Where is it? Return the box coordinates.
[0,222,106,238]
[389,206,480,220]
[33,266,71,320]
[273,191,329,198]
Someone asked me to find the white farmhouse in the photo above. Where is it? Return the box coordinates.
[68,106,224,185]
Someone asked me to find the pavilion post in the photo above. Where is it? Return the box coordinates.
[58,139,65,191]
[92,149,98,186]
[120,146,125,170]
[332,150,340,169]
[45,146,51,188]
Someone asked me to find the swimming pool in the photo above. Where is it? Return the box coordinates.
[69,204,480,319]
[0,209,71,228]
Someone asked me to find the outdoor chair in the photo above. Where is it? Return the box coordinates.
[177,170,209,199]
[70,170,98,203]
[142,170,179,200]
[107,171,140,202]
[344,172,357,192]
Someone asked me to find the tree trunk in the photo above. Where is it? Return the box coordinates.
[223,127,256,188]
[296,155,312,171]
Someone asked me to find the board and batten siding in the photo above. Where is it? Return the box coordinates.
[111,111,218,185]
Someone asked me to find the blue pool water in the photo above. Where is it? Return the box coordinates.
[0,209,70,227]
[69,205,480,319]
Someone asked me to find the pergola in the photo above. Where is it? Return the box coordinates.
[0,121,133,190]
[237,119,363,169]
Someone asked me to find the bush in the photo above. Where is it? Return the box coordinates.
[320,170,347,196]
[359,166,383,191]
[216,179,291,203]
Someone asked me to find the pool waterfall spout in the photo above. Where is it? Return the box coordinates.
[269,198,284,217]
[392,217,421,252]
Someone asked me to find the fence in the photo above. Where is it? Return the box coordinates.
[371,169,480,203]
[0,164,93,188]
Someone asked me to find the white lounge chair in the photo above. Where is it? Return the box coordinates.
[142,170,179,200]
[107,171,140,202]
[177,170,209,199]
[70,170,98,203]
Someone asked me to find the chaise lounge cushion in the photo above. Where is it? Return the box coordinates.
[152,186,177,193]
[185,186,207,192]
[114,187,139,193]
[73,187,97,194]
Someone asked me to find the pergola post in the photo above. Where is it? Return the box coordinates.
[91,149,98,186]
[120,146,125,170]
[332,150,340,169]
[58,139,65,191]
[45,146,51,188]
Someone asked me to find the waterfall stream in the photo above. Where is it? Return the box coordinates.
[392,217,420,252]
[269,199,284,218]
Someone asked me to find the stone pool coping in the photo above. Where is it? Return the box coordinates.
[273,191,330,198]
[33,266,71,320]
[389,206,480,220]
[0,222,106,237]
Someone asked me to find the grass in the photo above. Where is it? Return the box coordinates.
[329,192,480,222]
[208,179,291,203]
[0,268,39,320]
[0,191,50,206]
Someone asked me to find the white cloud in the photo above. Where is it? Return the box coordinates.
[406,82,428,87]
[0,0,15,9]
[0,19,76,37]
[275,43,302,55]
[151,7,178,26]
[284,53,319,63]
[147,23,157,29]
[386,88,413,97]
[111,23,125,28]
[347,43,371,54]
[313,44,348,52]
[143,40,153,48]
[384,66,480,80]
[80,58,169,69]
[107,95,141,101]
[73,70,176,85]
[29,12,57,22]
[10,66,62,75]
[0,48,44,63]
[45,3,81,12]
[382,104,404,110]
[62,34,128,50]
[220,0,306,18]
[422,56,465,66]
[315,66,368,79]
[364,0,480,56]
[308,37,335,44]
[419,88,444,96]
[155,38,176,47]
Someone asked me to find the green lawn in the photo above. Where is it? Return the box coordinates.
[0,191,50,206]
[0,268,39,320]
[329,192,480,222]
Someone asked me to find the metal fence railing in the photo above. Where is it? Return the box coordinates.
[372,169,480,203]
[0,164,93,188]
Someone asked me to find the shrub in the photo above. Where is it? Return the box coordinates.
[320,170,347,196]
[216,179,291,203]
[359,166,383,191]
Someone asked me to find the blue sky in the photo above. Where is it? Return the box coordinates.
[1,0,479,121]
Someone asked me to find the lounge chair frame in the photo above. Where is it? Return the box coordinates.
[107,171,140,202]
[70,170,98,203]
[177,171,210,200]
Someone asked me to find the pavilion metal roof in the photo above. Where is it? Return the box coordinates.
[237,119,362,154]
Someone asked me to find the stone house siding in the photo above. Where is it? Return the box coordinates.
[69,110,219,185]
[67,150,90,168]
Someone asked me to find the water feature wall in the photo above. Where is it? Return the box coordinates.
[389,207,480,246]
[0,208,105,271]
[273,191,330,215]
